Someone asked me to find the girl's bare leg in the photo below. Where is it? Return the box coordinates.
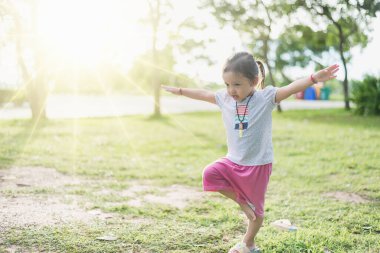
[243,216,264,248]
[218,190,263,248]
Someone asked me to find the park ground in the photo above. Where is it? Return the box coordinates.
[0,109,379,252]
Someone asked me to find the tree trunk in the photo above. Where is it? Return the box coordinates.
[341,57,350,110]
[30,0,48,120]
[28,73,48,120]
[265,57,282,112]
[150,0,161,117]
[152,32,160,116]
[337,26,350,110]
[14,0,48,120]
[261,0,282,112]
[321,5,350,110]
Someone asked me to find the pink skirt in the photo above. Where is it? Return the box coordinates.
[202,158,272,217]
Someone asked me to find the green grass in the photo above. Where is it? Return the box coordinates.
[0,109,379,252]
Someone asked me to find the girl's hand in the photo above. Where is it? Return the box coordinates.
[313,64,339,82]
[161,85,181,95]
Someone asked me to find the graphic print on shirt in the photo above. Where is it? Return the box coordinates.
[235,105,249,130]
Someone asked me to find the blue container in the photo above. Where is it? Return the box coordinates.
[304,87,316,100]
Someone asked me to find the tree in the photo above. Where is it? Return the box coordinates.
[1,0,49,120]
[144,0,211,116]
[278,0,380,110]
[147,0,162,116]
[202,0,284,111]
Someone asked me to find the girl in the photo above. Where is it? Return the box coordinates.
[162,52,339,253]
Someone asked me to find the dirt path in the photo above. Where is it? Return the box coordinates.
[0,166,206,232]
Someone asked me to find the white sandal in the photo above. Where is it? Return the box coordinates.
[228,242,261,253]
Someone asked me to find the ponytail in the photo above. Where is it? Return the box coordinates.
[256,60,266,90]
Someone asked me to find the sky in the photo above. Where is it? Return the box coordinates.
[0,0,379,88]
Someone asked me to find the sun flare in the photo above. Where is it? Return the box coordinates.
[37,0,149,68]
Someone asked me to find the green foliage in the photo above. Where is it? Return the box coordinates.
[351,75,380,116]
[202,0,275,60]
[0,88,27,105]
[204,0,378,93]
[174,16,212,64]
[127,46,197,92]
[276,25,330,69]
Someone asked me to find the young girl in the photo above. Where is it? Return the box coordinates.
[162,52,339,253]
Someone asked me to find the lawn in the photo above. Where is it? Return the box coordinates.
[0,109,379,253]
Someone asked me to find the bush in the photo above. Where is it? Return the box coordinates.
[351,75,380,116]
[0,88,27,106]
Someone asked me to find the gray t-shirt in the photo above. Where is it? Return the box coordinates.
[215,86,278,166]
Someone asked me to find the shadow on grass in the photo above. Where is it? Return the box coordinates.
[144,114,177,128]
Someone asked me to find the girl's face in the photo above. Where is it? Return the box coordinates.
[222,71,257,102]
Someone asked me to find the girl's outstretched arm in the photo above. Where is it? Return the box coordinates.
[161,85,216,104]
[275,64,339,103]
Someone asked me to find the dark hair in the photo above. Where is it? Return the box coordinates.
[223,52,266,89]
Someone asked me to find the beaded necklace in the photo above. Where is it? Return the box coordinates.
[236,93,253,138]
